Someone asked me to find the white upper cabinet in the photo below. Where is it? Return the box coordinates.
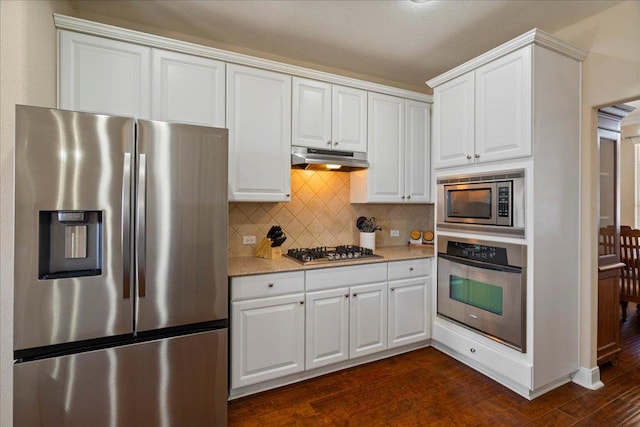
[292,78,332,149]
[226,64,292,202]
[432,46,532,169]
[59,31,150,118]
[432,73,474,169]
[351,93,431,203]
[293,78,367,152]
[475,47,532,163]
[332,85,368,152]
[151,49,225,127]
[404,100,431,202]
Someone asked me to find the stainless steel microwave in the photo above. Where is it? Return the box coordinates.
[437,171,525,235]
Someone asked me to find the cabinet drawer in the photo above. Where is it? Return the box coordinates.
[231,271,304,300]
[306,263,387,292]
[433,322,531,389]
[388,259,430,280]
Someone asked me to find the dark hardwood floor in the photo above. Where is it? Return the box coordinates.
[229,310,640,426]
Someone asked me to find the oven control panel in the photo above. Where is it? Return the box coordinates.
[446,241,509,266]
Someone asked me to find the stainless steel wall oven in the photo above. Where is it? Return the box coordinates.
[437,236,527,352]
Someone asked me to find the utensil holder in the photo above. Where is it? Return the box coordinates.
[360,232,375,251]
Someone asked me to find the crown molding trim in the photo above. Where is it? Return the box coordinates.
[54,14,432,103]
[426,28,588,88]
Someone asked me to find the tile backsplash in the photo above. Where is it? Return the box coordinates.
[228,170,434,257]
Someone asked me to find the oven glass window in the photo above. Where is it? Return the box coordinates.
[447,189,492,219]
[449,275,503,315]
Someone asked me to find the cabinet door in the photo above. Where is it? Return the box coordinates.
[432,72,474,169]
[388,277,430,348]
[305,288,350,370]
[349,282,387,358]
[231,293,305,389]
[292,77,332,150]
[226,64,291,201]
[475,46,532,163]
[332,85,367,152]
[151,49,225,127]
[366,93,405,202]
[405,101,431,203]
[59,31,150,118]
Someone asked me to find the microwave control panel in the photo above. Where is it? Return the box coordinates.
[497,185,510,218]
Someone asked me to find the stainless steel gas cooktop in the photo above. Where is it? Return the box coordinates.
[286,245,381,265]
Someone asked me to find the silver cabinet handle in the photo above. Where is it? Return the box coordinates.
[136,153,147,298]
[475,154,480,158]
[466,155,472,160]
[122,152,132,299]
[469,314,478,319]
[268,283,274,288]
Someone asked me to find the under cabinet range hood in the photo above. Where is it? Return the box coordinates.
[291,146,368,171]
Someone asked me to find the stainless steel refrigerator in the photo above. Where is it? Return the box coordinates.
[13,105,229,426]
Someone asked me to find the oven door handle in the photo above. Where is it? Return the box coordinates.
[438,253,522,274]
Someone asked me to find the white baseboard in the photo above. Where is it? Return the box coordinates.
[571,366,604,390]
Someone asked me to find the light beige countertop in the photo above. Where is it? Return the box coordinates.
[228,245,434,277]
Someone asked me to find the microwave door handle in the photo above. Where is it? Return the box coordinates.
[438,253,522,274]
[122,152,132,299]
[136,153,147,298]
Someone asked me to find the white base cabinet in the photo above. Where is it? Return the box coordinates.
[230,272,305,389]
[231,259,431,396]
[305,287,350,369]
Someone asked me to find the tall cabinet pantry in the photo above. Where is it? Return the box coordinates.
[428,29,588,399]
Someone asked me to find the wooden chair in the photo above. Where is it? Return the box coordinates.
[619,226,640,320]
[600,225,616,256]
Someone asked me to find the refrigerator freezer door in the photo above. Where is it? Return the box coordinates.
[136,120,228,331]
[14,106,135,350]
[14,329,228,426]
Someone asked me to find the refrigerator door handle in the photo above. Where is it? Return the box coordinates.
[122,152,132,299]
[136,153,147,298]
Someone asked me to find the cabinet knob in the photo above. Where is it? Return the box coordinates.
[390,288,395,291]
[268,283,274,288]
[401,196,405,199]
[407,195,411,200]
[334,141,339,146]
[285,194,291,197]
[474,154,480,159]
[300,301,304,305]
[470,348,476,353]
[327,141,332,146]
[409,267,414,271]
[345,294,349,298]
[352,293,357,297]
[466,155,472,160]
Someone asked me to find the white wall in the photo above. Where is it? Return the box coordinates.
[0,1,73,424]
[555,0,640,378]
[621,123,640,227]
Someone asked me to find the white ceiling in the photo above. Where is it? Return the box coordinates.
[69,0,621,92]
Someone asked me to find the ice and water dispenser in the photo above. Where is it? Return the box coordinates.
[38,211,102,279]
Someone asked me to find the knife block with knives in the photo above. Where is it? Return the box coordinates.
[254,225,286,259]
